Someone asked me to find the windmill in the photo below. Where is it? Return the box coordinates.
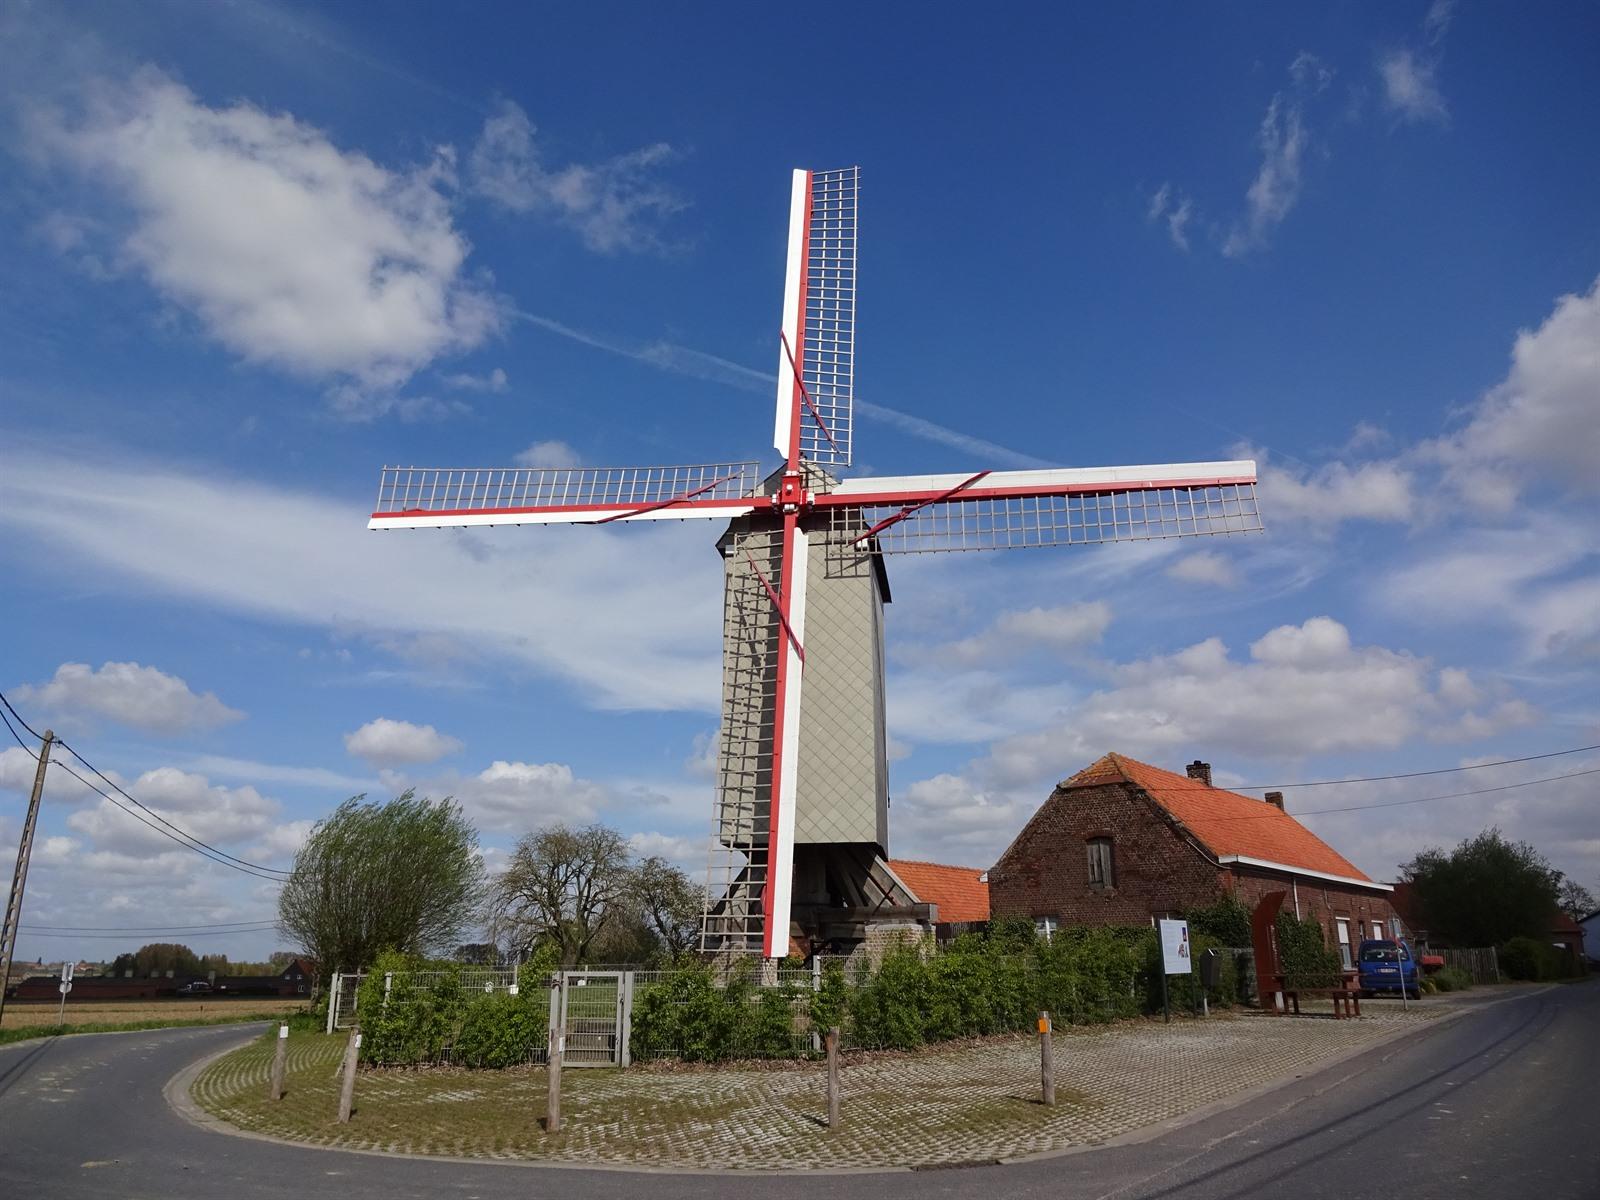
[367,166,1262,959]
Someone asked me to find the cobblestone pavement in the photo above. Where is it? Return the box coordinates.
[192,998,1458,1170]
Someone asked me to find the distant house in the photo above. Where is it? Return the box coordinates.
[885,859,990,937]
[1551,911,1587,971]
[988,752,1396,964]
[6,956,316,1002]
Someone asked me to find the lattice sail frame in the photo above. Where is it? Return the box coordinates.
[821,482,1261,561]
[775,168,858,469]
[369,462,761,528]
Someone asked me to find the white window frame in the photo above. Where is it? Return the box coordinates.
[1335,917,1352,969]
[1371,921,1384,941]
[1035,915,1059,943]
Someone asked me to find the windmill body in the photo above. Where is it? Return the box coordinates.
[368,166,1263,959]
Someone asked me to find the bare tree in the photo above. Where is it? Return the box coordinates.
[490,824,634,966]
[632,855,705,958]
[278,791,483,974]
[1558,878,1596,921]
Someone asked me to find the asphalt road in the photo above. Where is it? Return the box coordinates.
[1,983,1594,1199]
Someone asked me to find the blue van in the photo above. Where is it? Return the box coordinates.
[1357,939,1420,998]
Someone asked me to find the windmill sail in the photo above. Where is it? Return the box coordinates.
[774,167,858,469]
[817,461,1261,558]
[368,462,763,529]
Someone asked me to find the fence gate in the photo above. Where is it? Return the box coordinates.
[326,971,365,1033]
[554,970,631,1068]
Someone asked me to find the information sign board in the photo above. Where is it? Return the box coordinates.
[1159,919,1192,975]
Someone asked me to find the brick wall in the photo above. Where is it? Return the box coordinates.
[989,781,1225,924]
[1227,871,1396,960]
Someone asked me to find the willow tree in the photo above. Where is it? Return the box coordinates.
[278,791,483,975]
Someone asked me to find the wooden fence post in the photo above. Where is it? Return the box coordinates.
[546,1024,564,1133]
[826,1026,841,1127]
[1039,1011,1056,1106]
[336,1025,360,1123]
[268,1023,289,1101]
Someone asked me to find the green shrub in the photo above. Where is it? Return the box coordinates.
[1499,936,1570,981]
[357,952,466,1066]
[1431,965,1472,993]
[1185,896,1253,947]
[1276,913,1343,990]
[454,990,549,1067]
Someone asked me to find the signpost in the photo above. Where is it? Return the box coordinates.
[56,959,74,1025]
[1157,918,1192,1024]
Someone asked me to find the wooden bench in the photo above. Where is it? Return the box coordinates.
[1281,987,1361,1019]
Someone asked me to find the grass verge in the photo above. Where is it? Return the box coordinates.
[0,1009,306,1047]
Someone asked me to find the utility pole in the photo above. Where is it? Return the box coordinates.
[0,728,54,1030]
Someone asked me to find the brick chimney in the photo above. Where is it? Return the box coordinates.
[1264,791,1285,810]
[1185,760,1212,786]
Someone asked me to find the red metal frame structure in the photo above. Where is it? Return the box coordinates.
[369,166,1262,958]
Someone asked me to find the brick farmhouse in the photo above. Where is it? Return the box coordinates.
[987,753,1396,964]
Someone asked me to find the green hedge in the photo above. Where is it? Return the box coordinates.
[353,920,1252,1069]
[1499,935,1578,981]
[637,922,1240,1061]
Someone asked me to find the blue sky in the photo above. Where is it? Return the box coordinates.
[2,1,1598,963]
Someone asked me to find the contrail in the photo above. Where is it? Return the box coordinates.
[511,310,1055,470]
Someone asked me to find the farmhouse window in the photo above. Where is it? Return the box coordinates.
[1035,915,1059,943]
[1086,837,1115,888]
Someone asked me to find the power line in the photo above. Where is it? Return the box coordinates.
[54,737,291,879]
[1204,765,1600,822]
[20,928,276,934]
[0,690,43,742]
[1296,766,1600,817]
[49,759,288,882]
[1234,743,1600,790]
[0,687,291,881]
[14,926,279,940]
[0,703,36,756]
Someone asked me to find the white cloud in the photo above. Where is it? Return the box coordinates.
[344,717,464,767]
[440,367,508,393]
[513,440,582,469]
[1433,276,1600,498]
[980,616,1518,786]
[1257,454,1415,526]
[1223,92,1308,257]
[469,99,683,253]
[1424,0,1457,42]
[65,766,279,858]
[1165,551,1240,589]
[1288,51,1335,94]
[32,68,500,392]
[1378,520,1597,659]
[1378,49,1449,125]
[0,449,723,712]
[414,759,610,833]
[16,660,242,735]
[1146,182,1194,252]
[0,746,107,805]
[928,602,1112,669]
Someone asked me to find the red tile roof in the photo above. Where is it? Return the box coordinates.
[888,859,990,923]
[1062,752,1373,882]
